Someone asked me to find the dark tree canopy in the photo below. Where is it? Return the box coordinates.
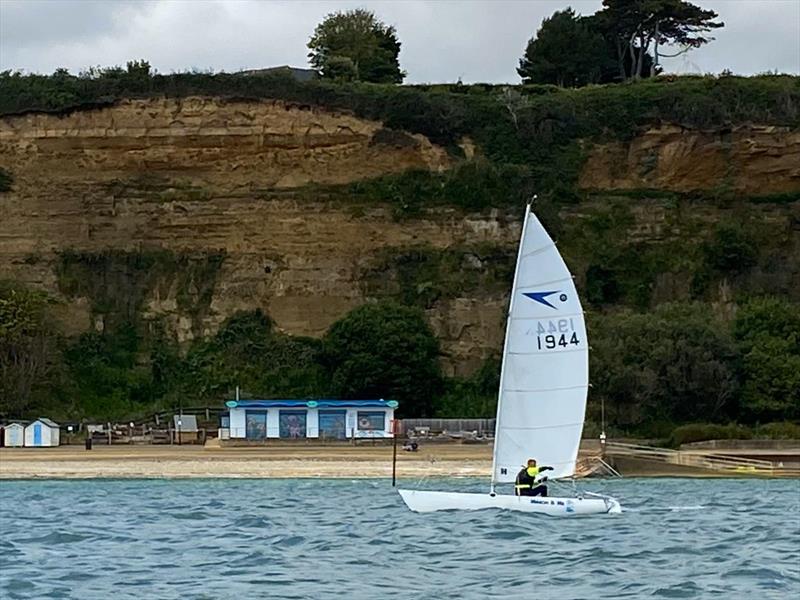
[590,303,740,428]
[598,0,724,79]
[322,302,443,417]
[733,298,800,421]
[517,9,608,87]
[0,284,56,417]
[520,1,723,85]
[307,9,405,84]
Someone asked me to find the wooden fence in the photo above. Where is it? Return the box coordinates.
[400,419,496,435]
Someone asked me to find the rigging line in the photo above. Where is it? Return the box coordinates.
[519,243,555,260]
[516,275,574,289]
[511,311,586,320]
[502,384,589,393]
[500,421,585,431]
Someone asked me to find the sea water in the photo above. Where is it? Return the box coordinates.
[0,477,798,599]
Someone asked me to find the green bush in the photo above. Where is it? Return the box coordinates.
[733,298,800,421]
[590,303,740,428]
[322,302,443,417]
[668,423,752,447]
[175,310,327,403]
[754,422,800,439]
[56,249,225,327]
[361,243,514,308]
[344,161,534,217]
[435,358,500,418]
[702,221,758,274]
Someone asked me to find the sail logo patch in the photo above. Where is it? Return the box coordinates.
[522,291,566,309]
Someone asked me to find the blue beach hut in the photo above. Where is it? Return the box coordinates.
[24,418,60,447]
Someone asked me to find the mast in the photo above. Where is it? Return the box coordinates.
[490,199,534,495]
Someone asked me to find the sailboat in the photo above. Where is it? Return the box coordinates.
[398,202,622,516]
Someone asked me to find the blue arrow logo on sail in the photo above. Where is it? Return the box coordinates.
[522,290,560,309]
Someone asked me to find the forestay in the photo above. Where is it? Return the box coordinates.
[491,205,589,483]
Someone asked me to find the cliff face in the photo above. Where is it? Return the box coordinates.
[0,98,506,374]
[1,97,798,375]
[579,125,800,195]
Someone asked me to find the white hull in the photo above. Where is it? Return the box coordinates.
[398,489,621,516]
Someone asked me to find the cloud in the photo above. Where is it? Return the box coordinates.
[1,0,797,82]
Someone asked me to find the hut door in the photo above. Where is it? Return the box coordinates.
[33,423,42,445]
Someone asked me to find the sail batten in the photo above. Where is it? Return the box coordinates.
[491,205,590,484]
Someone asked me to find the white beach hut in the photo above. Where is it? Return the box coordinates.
[24,418,60,447]
[3,423,25,447]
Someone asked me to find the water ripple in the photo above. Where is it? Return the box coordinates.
[0,478,798,599]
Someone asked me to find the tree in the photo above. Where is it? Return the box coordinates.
[597,0,723,80]
[590,303,739,429]
[322,302,442,416]
[733,298,800,420]
[518,9,608,87]
[0,285,56,416]
[308,9,405,84]
[702,221,758,275]
[175,310,327,403]
[435,357,500,418]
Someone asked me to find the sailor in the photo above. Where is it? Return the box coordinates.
[514,459,554,497]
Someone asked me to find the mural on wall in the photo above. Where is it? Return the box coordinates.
[319,410,347,440]
[246,411,267,439]
[279,411,307,439]
[357,411,385,433]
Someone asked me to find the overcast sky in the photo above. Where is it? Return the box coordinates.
[1,0,798,83]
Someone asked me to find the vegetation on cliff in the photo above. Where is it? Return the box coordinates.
[1,70,798,437]
[2,68,796,212]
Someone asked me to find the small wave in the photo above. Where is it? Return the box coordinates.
[232,515,271,528]
[29,531,93,544]
[667,505,706,511]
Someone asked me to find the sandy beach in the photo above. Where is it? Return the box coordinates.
[0,443,494,479]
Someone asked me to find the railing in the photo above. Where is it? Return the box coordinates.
[401,419,496,435]
[605,442,775,473]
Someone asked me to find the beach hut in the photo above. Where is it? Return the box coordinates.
[224,399,398,441]
[24,418,60,447]
[3,423,25,447]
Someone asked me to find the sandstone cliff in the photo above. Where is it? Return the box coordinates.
[1,96,798,376]
[579,124,800,195]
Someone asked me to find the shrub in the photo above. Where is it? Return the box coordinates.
[322,302,443,417]
[590,303,740,428]
[754,422,800,439]
[668,423,752,447]
[435,357,500,418]
[734,298,800,421]
[702,221,758,274]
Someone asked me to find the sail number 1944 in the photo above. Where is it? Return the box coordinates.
[527,319,581,350]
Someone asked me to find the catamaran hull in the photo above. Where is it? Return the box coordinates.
[398,489,621,516]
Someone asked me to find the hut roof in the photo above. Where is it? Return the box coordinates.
[226,399,398,409]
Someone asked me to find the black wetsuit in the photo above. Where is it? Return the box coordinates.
[515,465,554,497]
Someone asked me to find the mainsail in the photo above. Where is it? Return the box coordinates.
[491,204,589,484]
